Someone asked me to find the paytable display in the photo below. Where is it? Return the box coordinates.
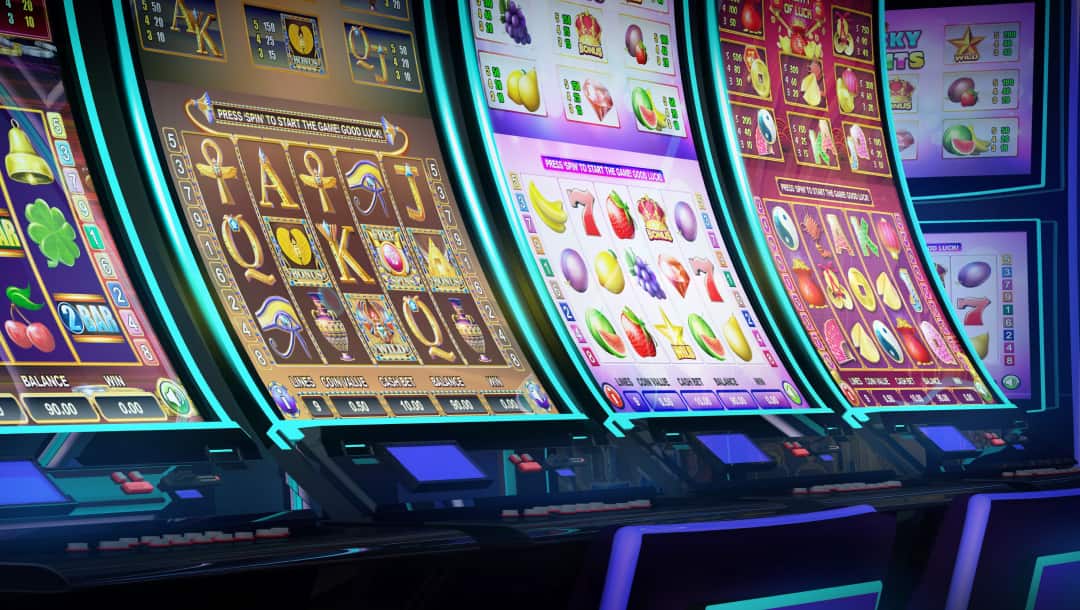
[885,2,1036,178]
[468,0,809,415]
[925,230,1032,401]
[128,0,559,420]
[0,0,200,426]
[714,0,1002,409]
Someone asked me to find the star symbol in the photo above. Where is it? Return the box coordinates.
[948,26,985,61]
[654,308,685,346]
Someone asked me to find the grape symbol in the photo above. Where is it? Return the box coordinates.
[626,249,666,300]
[502,1,531,45]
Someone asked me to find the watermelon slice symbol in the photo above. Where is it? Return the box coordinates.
[621,307,656,357]
[586,308,627,358]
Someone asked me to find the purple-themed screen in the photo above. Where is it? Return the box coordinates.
[469,0,808,417]
[885,3,1036,178]
[924,230,1032,400]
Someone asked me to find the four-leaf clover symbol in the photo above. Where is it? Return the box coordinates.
[24,198,80,268]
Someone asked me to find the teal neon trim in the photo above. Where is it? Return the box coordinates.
[0,421,243,436]
[680,1,831,417]
[1026,550,1080,610]
[703,2,1011,418]
[875,0,1010,408]
[908,3,1052,202]
[502,450,517,496]
[705,580,882,610]
[421,3,586,427]
[24,0,240,435]
[37,433,69,465]
[1044,221,1060,410]
[254,509,294,523]
[110,0,575,442]
[921,218,1048,412]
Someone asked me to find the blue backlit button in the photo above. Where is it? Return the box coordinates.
[300,396,334,418]
[622,391,650,412]
[955,389,983,404]
[782,381,803,406]
[900,389,929,405]
[682,390,724,410]
[437,395,487,415]
[716,391,756,409]
[601,384,624,409]
[385,395,438,416]
[0,394,27,423]
[642,391,687,412]
[96,393,168,422]
[751,390,790,409]
[870,389,903,407]
[929,390,957,405]
[331,396,386,417]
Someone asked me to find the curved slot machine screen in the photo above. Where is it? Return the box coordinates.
[0,1,201,427]
[464,0,812,418]
[710,0,1005,411]
[123,0,561,421]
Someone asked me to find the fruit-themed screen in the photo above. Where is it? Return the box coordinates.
[713,0,1003,409]
[469,0,810,416]
[923,227,1034,401]
[0,1,202,426]
[884,2,1037,179]
[127,0,560,420]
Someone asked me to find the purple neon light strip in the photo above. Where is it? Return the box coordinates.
[945,488,1080,610]
[598,505,876,610]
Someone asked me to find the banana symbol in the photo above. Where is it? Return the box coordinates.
[528,181,567,233]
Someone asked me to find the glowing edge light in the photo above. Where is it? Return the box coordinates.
[705,581,882,610]
[701,1,1013,425]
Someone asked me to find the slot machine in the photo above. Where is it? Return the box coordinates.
[0,0,316,590]
[690,0,1077,485]
[426,0,939,508]
[71,0,710,538]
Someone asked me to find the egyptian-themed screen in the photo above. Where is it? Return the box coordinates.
[127,0,559,420]
[0,0,201,426]
[714,0,1002,408]
[469,0,809,415]
[924,229,1033,401]
[885,2,1036,179]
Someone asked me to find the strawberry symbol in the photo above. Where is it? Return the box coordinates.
[606,191,635,239]
[621,307,656,358]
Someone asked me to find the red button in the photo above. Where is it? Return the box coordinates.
[121,481,154,494]
[792,448,810,457]
[516,461,543,473]
[990,438,1006,446]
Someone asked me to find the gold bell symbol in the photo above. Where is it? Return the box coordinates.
[5,119,54,186]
